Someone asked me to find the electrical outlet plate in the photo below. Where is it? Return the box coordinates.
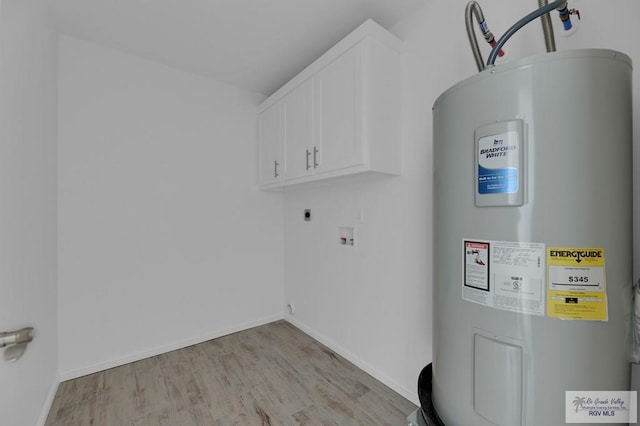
[339,227,355,246]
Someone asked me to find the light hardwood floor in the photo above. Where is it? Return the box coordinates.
[45,320,417,425]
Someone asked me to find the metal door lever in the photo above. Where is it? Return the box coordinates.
[0,327,34,362]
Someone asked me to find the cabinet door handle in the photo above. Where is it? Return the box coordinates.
[306,149,311,171]
[274,160,279,178]
[313,147,319,168]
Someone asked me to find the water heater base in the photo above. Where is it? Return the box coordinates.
[417,364,445,426]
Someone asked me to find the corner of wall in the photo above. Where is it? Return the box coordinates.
[37,375,60,426]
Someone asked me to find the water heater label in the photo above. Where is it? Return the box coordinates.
[463,239,545,316]
[474,120,525,207]
[547,247,608,321]
[477,130,520,194]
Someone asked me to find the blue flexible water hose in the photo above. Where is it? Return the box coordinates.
[487,0,567,66]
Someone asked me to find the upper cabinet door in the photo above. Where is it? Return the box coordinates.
[283,79,314,181]
[314,44,364,175]
[258,103,282,186]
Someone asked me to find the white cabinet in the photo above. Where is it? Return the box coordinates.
[258,79,313,186]
[257,19,401,189]
[313,44,363,175]
[282,79,314,180]
[257,102,282,186]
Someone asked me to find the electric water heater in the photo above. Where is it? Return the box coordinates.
[432,49,632,425]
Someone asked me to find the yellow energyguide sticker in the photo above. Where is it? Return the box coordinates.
[546,247,607,321]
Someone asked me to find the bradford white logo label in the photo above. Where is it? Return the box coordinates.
[477,131,519,194]
[479,140,517,158]
[565,391,637,423]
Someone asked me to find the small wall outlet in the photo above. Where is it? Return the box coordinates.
[304,209,311,221]
[339,226,355,246]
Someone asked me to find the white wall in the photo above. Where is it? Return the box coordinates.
[57,36,284,378]
[0,0,59,425]
[283,0,640,404]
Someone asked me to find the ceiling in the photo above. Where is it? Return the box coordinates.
[50,0,427,96]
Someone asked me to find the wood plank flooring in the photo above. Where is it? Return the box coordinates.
[45,320,417,425]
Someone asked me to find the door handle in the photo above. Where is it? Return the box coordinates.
[0,327,34,362]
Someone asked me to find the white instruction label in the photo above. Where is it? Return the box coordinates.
[463,239,546,315]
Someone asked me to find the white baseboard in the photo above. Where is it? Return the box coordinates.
[56,314,419,410]
[284,315,419,406]
[59,314,283,382]
[37,374,60,426]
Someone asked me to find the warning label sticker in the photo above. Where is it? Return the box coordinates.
[464,241,490,291]
[463,239,545,316]
[547,247,607,321]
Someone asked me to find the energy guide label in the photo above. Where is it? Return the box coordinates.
[547,247,607,321]
[463,239,545,316]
